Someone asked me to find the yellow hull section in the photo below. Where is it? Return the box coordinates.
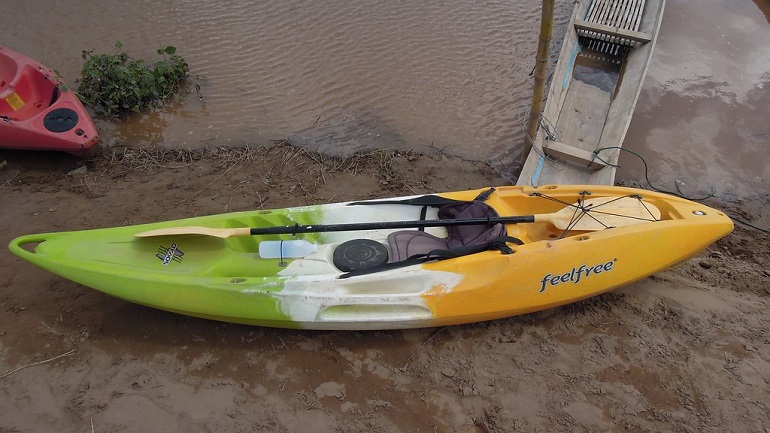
[421,185,733,325]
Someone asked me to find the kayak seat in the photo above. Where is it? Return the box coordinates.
[0,52,17,97]
[0,64,56,118]
[387,201,507,262]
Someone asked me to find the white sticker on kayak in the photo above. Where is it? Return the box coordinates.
[157,243,184,265]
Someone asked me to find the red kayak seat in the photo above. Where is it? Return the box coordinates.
[0,63,57,119]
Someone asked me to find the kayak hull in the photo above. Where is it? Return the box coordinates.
[0,46,98,156]
[9,185,734,330]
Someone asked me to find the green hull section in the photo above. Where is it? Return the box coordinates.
[9,206,333,328]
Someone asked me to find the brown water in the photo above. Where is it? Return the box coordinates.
[2,0,768,199]
[2,0,569,158]
[620,0,770,200]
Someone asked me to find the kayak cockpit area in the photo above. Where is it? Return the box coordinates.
[0,53,59,121]
[166,187,664,281]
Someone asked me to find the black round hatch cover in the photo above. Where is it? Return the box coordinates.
[43,108,79,133]
[333,239,389,272]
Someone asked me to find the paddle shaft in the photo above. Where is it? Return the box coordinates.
[134,197,660,238]
[245,215,536,236]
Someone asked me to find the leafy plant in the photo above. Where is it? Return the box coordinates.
[78,41,190,115]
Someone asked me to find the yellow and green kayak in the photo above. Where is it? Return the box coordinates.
[8,185,733,330]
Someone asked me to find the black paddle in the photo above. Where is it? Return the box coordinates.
[135,196,661,238]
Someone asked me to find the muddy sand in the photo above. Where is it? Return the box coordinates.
[0,143,768,432]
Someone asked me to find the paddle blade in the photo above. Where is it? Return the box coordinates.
[540,197,661,231]
[135,226,250,239]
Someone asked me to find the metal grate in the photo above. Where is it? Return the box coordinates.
[579,0,646,57]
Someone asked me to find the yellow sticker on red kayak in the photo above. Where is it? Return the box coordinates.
[4,92,25,111]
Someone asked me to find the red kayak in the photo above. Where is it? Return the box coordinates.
[0,46,98,156]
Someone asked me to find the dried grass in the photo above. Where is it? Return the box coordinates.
[93,140,399,178]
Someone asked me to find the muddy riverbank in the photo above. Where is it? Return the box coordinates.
[1,144,768,432]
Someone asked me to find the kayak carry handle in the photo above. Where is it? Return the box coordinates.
[8,234,50,259]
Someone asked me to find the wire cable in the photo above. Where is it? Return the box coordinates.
[592,146,715,201]
[592,146,769,234]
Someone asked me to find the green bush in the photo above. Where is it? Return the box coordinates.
[78,41,190,115]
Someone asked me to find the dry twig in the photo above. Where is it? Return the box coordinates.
[0,349,75,380]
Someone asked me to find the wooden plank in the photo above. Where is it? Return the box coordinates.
[544,140,608,170]
[574,18,652,43]
[554,79,612,151]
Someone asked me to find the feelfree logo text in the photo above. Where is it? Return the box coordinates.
[539,259,616,293]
